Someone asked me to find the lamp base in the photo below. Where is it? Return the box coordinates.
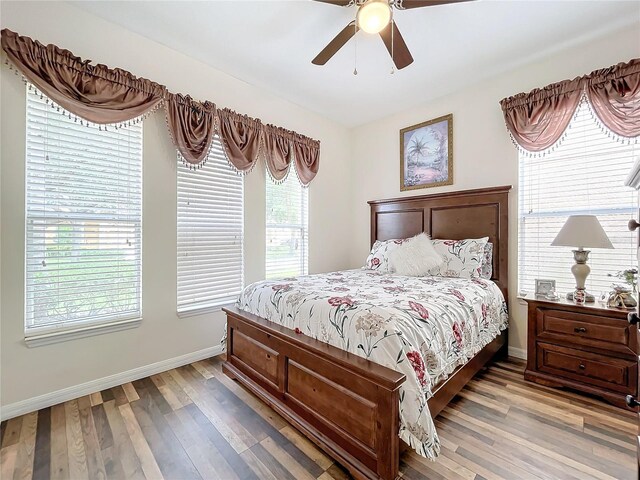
[566,290,595,303]
[569,249,592,305]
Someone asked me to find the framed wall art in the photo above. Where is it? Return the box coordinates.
[400,113,453,191]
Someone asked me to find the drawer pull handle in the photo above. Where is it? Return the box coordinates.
[578,364,586,370]
[574,327,587,333]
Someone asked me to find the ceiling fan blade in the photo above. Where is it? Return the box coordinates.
[379,21,413,70]
[310,0,353,5]
[312,21,359,65]
[396,0,475,9]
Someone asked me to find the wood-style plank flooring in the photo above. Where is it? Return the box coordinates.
[1,357,636,479]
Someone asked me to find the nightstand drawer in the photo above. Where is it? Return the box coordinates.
[537,308,634,355]
[537,342,636,393]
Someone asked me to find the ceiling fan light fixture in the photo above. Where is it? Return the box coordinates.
[356,0,392,34]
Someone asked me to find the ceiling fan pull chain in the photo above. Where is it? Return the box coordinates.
[390,20,395,75]
[353,19,358,75]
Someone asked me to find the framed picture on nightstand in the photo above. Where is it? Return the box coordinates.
[535,279,556,298]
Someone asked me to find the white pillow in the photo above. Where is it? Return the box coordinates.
[389,233,443,276]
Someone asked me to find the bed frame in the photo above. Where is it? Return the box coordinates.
[223,185,511,480]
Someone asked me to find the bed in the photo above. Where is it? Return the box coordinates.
[223,185,511,480]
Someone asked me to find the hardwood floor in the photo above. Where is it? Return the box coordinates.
[1,357,636,480]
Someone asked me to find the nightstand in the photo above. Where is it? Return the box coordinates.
[524,296,638,409]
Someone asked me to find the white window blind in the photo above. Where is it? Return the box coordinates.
[25,87,143,336]
[519,100,639,297]
[266,168,309,279]
[177,141,244,314]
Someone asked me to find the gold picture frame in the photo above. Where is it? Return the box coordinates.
[400,113,453,191]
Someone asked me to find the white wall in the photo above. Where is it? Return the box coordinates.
[349,24,640,354]
[0,1,353,408]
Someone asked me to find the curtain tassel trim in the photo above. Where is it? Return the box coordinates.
[583,95,640,146]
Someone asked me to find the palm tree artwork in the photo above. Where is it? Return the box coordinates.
[401,115,452,190]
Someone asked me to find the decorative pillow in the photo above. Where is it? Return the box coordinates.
[389,233,443,276]
[363,239,400,273]
[364,238,407,272]
[428,237,489,279]
[480,242,493,280]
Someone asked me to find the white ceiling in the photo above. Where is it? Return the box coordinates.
[71,0,639,127]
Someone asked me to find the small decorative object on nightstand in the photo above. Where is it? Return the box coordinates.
[608,286,638,309]
[545,286,560,301]
[525,296,638,409]
[609,268,638,299]
[551,215,614,303]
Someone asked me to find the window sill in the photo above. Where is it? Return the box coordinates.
[177,303,236,318]
[25,317,142,348]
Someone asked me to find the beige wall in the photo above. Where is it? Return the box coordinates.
[0,1,353,407]
[349,25,640,355]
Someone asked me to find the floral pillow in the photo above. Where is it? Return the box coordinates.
[428,237,489,279]
[480,242,493,280]
[364,238,408,272]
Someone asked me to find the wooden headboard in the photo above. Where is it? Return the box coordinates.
[368,185,511,299]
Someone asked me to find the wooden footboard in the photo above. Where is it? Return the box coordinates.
[224,307,508,479]
[223,306,406,480]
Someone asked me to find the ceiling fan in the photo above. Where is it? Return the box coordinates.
[311,0,474,70]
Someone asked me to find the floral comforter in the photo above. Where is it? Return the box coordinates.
[235,269,508,459]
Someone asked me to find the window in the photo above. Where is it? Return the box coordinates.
[519,99,639,296]
[25,87,143,339]
[177,141,244,314]
[266,169,309,279]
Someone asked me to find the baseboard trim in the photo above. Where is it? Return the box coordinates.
[1,343,526,420]
[0,345,224,421]
[508,346,527,360]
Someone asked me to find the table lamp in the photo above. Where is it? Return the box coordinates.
[551,215,614,303]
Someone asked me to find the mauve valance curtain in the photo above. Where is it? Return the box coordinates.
[260,125,321,184]
[500,78,583,153]
[263,125,294,182]
[1,28,166,125]
[500,58,640,154]
[292,134,320,186]
[217,108,263,173]
[587,60,640,138]
[2,28,321,184]
[165,93,217,166]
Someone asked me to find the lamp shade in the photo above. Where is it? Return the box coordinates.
[551,215,614,249]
